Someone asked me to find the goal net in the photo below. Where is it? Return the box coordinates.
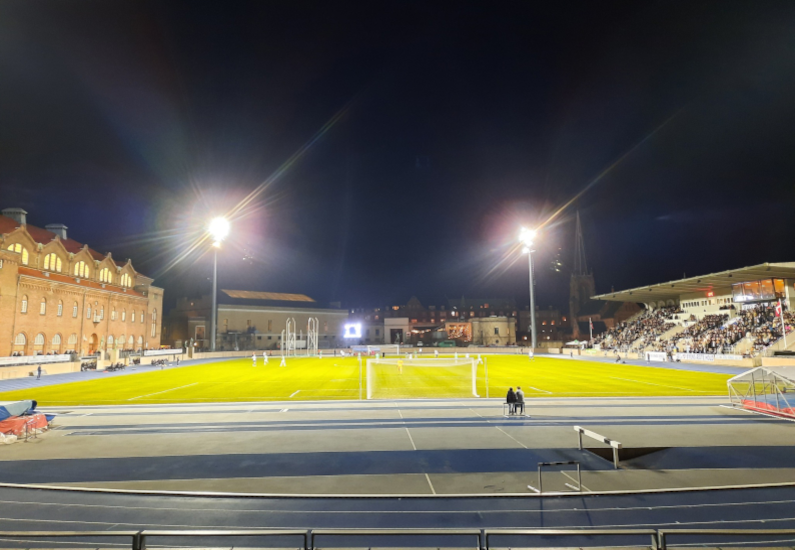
[366,357,478,400]
[351,344,401,356]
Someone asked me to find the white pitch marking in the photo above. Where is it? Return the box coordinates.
[609,376,696,392]
[495,426,528,449]
[527,385,552,394]
[424,473,437,494]
[561,470,591,492]
[127,383,197,401]
[279,408,288,413]
[405,427,417,450]
[289,390,300,398]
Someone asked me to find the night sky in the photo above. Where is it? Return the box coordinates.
[2,0,795,311]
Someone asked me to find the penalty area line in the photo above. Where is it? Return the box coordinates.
[289,390,300,398]
[127,383,198,401]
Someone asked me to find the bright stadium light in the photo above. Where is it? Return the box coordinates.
[343,323,363,339]
[519,227,536,247]
[209,217,230,244]
[519,226,539,351]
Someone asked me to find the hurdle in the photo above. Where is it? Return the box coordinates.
[574,425,622,469]
[527,461,581,494]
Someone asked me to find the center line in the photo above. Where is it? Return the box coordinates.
[405,427,417,450]
[289,390,300,398]
[527,385,552,394]
[127,383,197,401]
[424,473,436,494]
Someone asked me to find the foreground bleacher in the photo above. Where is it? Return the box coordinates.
[5,527,795,550]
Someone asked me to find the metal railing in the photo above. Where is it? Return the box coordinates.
[2,528,795,550]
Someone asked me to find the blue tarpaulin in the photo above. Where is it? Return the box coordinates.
[0,400,37,421]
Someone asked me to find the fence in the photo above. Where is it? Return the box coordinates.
[2,528,795,550]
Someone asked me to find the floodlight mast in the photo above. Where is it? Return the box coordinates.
[520,227,538,350]
[208,217,230,353]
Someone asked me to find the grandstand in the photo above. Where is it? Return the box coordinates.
[591,263,795,359]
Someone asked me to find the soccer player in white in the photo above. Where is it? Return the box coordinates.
[280,355,287,367]
[263,352,268,364]
[252,353,257,366]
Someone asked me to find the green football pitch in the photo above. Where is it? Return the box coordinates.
[0,355,732,406]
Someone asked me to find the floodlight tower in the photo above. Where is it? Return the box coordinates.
[208,217,230,352]
[520,227,538,350]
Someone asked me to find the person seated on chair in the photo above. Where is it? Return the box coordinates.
[506,387,516,415]
[515,387,525,415]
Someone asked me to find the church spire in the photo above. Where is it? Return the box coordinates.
[573,211,588,276]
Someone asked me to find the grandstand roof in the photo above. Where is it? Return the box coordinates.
[594,262,795,302]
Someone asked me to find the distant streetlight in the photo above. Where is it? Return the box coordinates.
[520,227,538,350]
[208,217,230,352]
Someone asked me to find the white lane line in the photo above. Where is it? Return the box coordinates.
[424,473,437,494]
[279,408,288,413]
[289,390,300,398]
[397,408,404,419]
[527,386,552,394]
[127,383,198,401]
[405,427,417,450]
[609,376,697,392]
[494,426,528,449]
[561,470,591,492]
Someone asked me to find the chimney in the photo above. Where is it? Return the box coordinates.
[45,223,68,240]
[1,208,27,226]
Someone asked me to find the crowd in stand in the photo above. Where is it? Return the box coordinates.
[594,306,682,352]
[600,303,794,357]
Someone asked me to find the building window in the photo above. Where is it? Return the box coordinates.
[40,298,46,315]
[57,300,63,317]
[52,334,61,347]
[87,305,92,319]
[14,333,26,346]
[73,302,78,317]
[74,261,90,278]
[111,308,116,321]
[107,335,114,347]
[375,329,380,336]
[128,335,133,347]
[44,253,62,272]
[122,309,126,321]
[494,327,499,335]
[21,295,28,313]
[99,268,112,283]
[68,334,77,346]
[100,306,104,320]
[140,311,144,323]
[34,333,44,346]
[151,323,156,338]
[137,336,143,348]
[7,243,29,265]
[268,320,273,332]
[120,273,132,288]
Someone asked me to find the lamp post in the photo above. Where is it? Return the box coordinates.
[519,227,537,350]
[208,217,230,352]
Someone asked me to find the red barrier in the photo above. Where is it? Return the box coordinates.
[0,413,49,437]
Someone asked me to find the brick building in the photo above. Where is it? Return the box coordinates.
[0,208,164,357]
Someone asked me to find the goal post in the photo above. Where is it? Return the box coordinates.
[366,357,478,400]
